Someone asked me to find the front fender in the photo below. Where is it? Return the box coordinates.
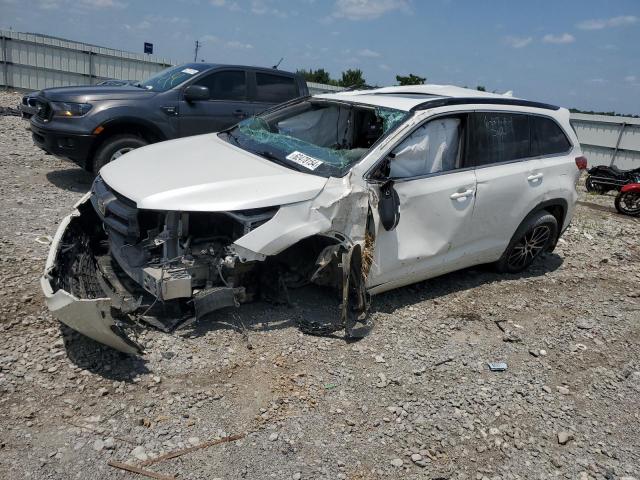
[621,183,640,193]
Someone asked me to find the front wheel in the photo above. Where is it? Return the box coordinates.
[615,191,640,216]
[92,134,148,175]
[496,211,558,274]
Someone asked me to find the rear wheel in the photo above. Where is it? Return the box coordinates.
[496,211,558,274]
[92,134,148,175]
[614,191,640,216]
[585,176,604,194]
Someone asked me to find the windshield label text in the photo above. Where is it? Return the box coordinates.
[181,68,199,75]
[285,151,324,170]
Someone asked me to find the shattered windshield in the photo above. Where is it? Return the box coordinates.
[221,99,409,177]
[139,64,203,92]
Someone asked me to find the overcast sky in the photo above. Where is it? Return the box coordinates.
[2,0,639,114]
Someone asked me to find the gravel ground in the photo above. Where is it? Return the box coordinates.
[0,90,639,480]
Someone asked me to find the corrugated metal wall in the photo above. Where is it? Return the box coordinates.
[0,30,172,90]
[307,81,345,95]
[569,113,640,170]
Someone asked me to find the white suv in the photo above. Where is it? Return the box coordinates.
[42,85,586,353]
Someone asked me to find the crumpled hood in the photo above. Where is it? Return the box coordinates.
[99,134,328,211]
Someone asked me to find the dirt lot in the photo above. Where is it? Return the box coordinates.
[0,90,639,480]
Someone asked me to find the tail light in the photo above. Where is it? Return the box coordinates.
[575,156,587,170]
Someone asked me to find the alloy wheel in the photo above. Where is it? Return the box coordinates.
[620,192,640,215]
[507,224,551,269]
[110,147,134,162]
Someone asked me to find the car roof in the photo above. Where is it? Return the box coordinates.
[178,63,300,77]
[314,84,557,112]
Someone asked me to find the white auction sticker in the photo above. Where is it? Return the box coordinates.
[285,151,323,170]
[181,68,199,75]
[285,150,322,170]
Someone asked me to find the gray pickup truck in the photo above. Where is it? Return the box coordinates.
[30,63,308,174]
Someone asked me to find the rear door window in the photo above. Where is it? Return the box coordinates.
[255,73,298,103]
[530,116,571,156]
[468,112,530,166]
[195,70,247,101]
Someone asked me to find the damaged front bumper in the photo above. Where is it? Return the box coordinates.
[42,174,374,355]
[41,195,144,354]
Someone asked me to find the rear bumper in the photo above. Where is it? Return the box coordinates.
[41,195,143,355]
[30,123,95,169]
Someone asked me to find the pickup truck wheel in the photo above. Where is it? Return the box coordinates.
[92,135,148,175]
[496,211,558,274]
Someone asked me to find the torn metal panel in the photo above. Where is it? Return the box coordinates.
[232,174,370,259]
[194,287,243,319]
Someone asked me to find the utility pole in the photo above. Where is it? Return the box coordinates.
[193,40,201,62]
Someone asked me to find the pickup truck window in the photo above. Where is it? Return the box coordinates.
[255,73,298,103]
[195,71,247,101]
[140,64,203,92]
[222,99,408,178]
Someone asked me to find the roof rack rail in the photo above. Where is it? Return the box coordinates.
[410,97,560,112]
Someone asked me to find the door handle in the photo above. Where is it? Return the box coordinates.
[527,173,543,182]
[450,189,475,200]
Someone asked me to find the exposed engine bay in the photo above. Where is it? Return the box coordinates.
[43,175,373,354]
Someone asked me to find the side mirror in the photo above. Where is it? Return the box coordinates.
[184,85,210,102]
[378,180,400,231]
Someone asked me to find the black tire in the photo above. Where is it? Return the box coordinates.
[585,176,604,194]
[496,211,558,274]
[92,134,148,175]
[615,191,640,216]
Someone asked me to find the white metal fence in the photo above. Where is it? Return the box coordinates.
[306,81,345,95]
[0,30,172,90]
[569,113,639,170]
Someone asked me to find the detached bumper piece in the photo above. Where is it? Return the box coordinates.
[41,199,144,354]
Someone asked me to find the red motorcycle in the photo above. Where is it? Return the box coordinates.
[615,183,640,217]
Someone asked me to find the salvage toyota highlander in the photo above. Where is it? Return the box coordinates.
[41,85,586,354]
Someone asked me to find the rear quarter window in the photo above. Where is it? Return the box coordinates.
[530,116,571,156]
[255,73,298,103]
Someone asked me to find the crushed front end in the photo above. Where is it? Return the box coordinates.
[42,176,372,354]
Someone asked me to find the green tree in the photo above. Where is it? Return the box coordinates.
[476,85,486,92]
[296,68,336,85]
[395,73,426,85]
[339,68,366,88]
